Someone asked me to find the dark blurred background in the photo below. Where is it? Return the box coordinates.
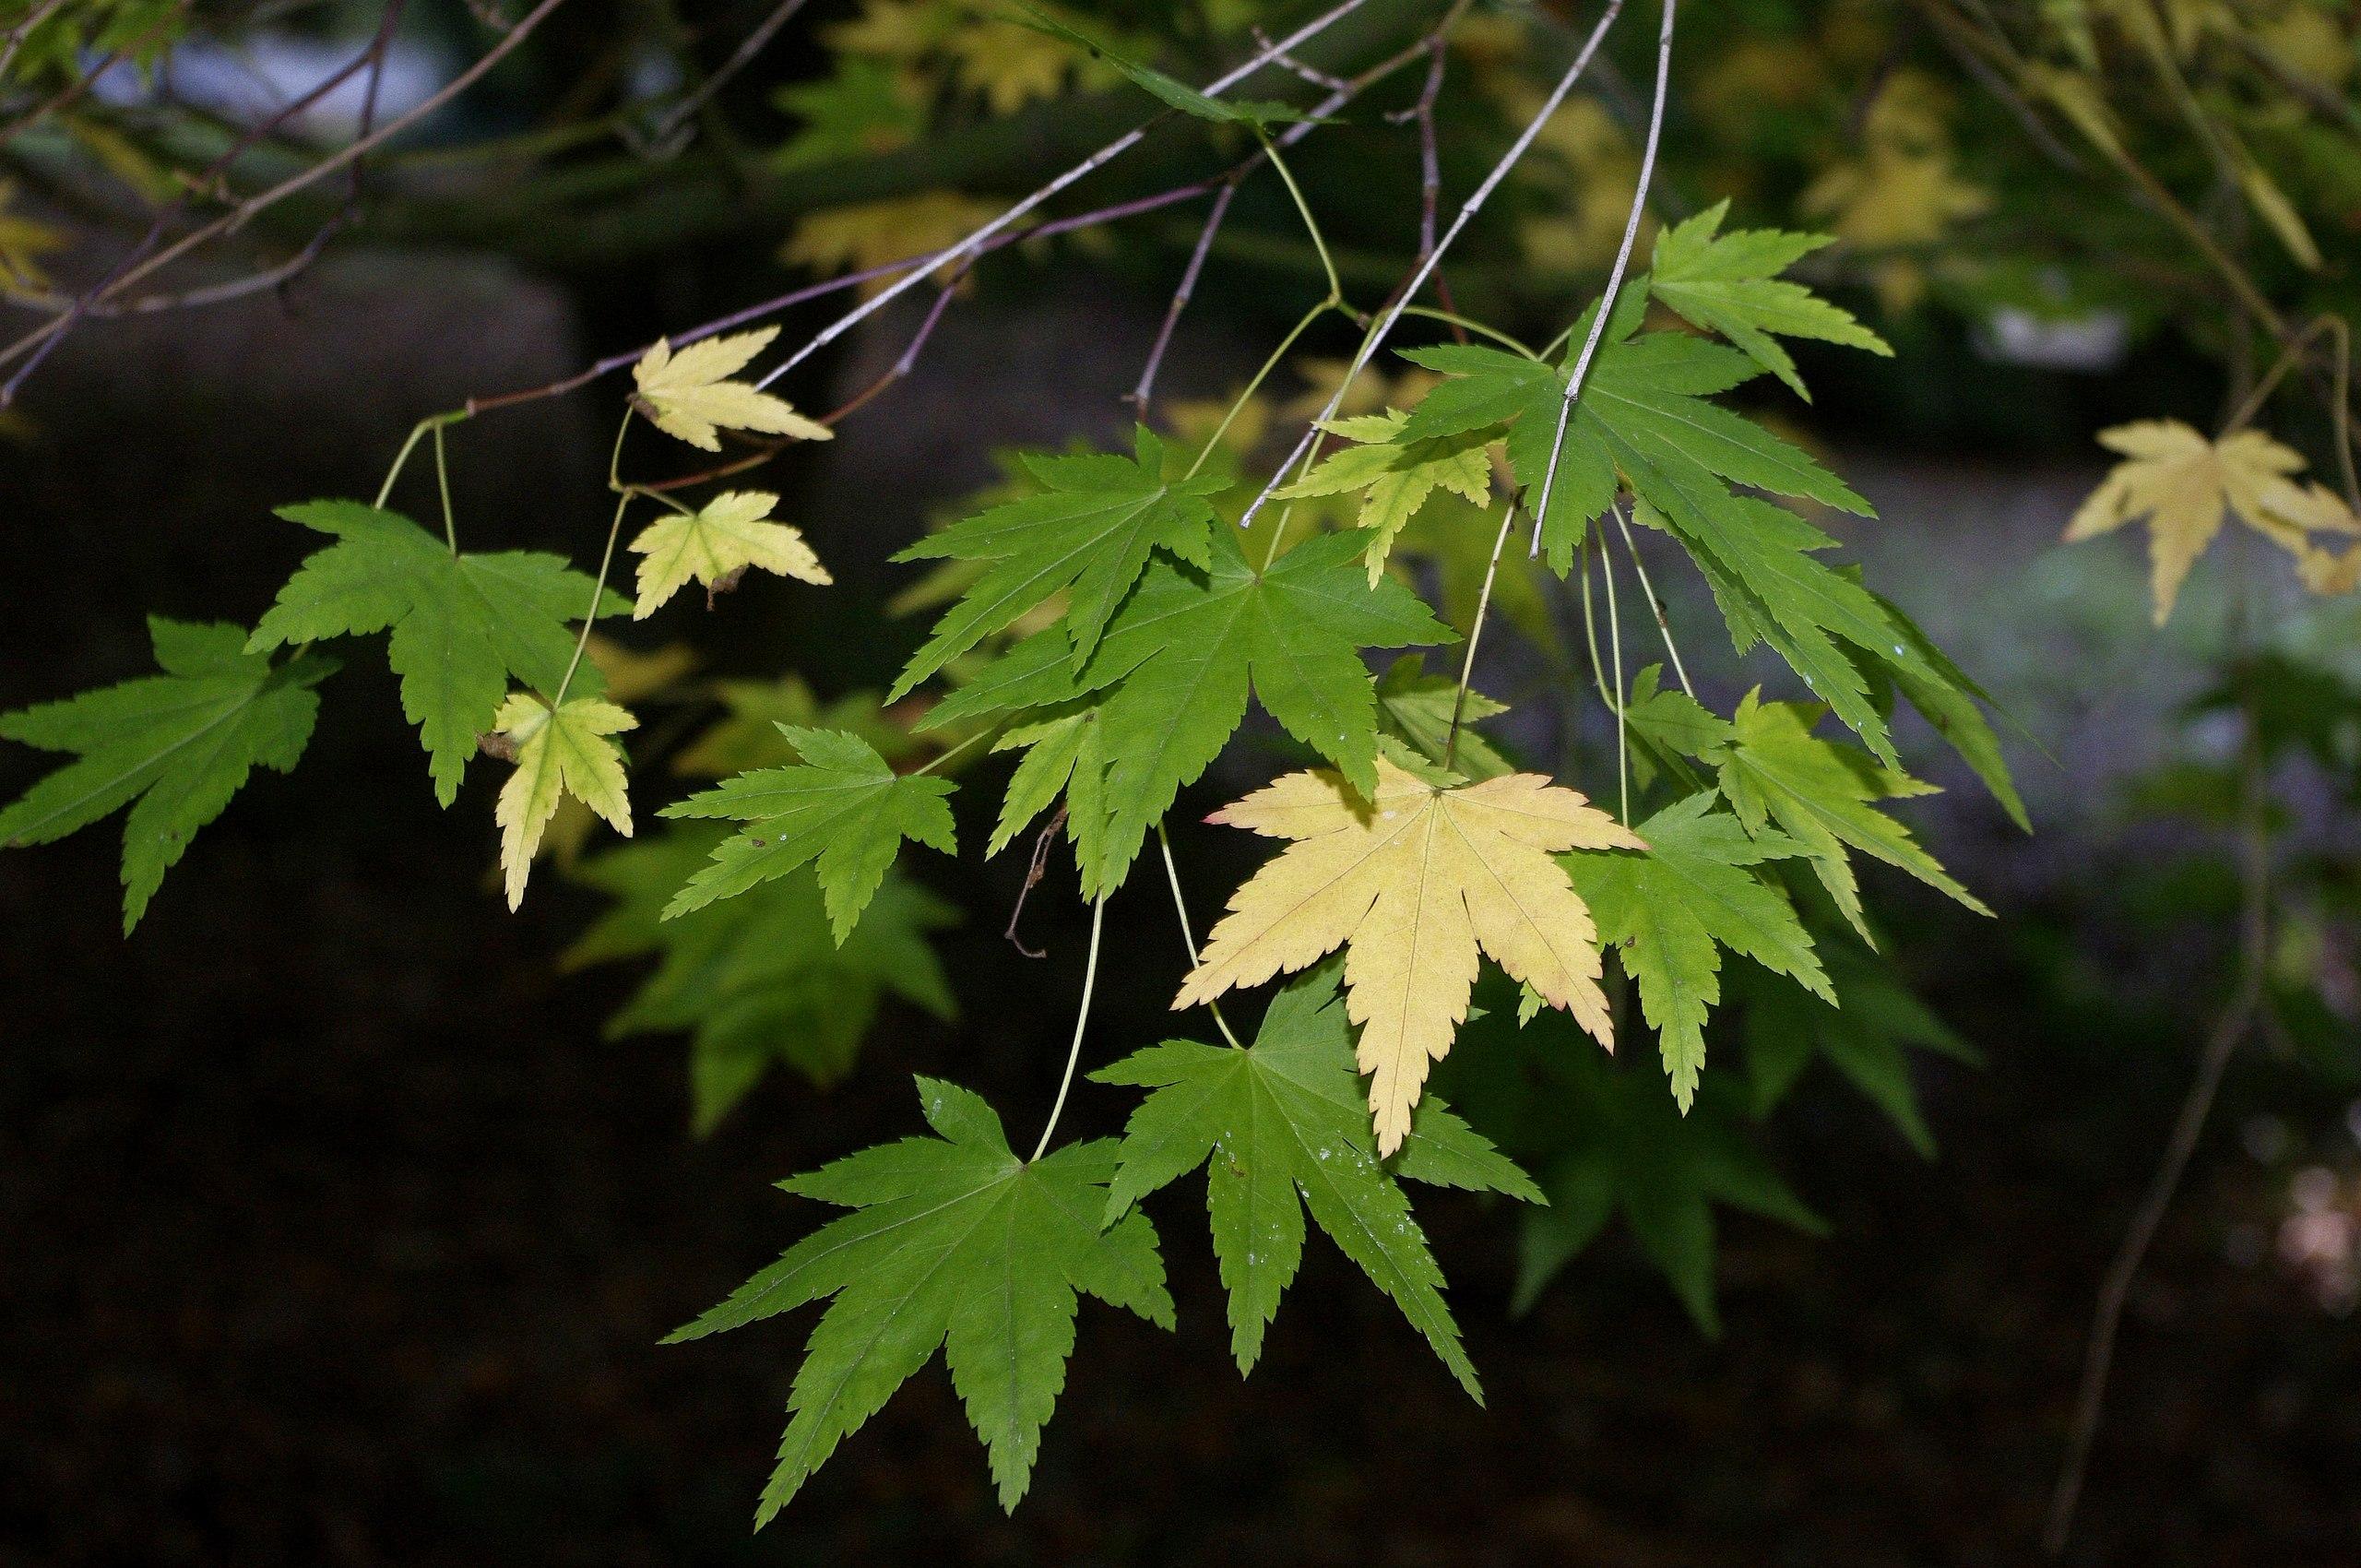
[6,2,2361,1563]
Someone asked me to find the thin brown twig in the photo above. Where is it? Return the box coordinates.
[1242,0,1627,529]
[0,0,69,82]
[747,0,1382,395]
[470,4,1451,426]
[642,0,813,150]
[1394,31,1465,338]
[0,0,570,392]
[1,0,408,403]
[1128,176,1238,414]
[2043,678,2273,1555]
[0,0,193,145]
[1004,805,1069,959]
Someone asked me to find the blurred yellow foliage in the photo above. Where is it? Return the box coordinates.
[1801,71,1988,313]
[783,192,1003,294]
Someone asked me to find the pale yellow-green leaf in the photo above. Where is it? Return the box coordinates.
[628,491,832,618]
[632,328,833,452]
[1282,410,1494,585]
[2235,160,2321,271]
[2063,420,2320,623]
[1175,758,1643,1154]
[0,180,66,295]
[493,694,637,909]
[781,192,1003,298]
[582,635,699,701]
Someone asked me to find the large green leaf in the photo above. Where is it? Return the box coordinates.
[669,1078,1172,1520]
[1093,967,1536,1391]
[659,725,956,935]
[0,617,333,931]
[248,500,622,803]
[1562,793,1831,1108]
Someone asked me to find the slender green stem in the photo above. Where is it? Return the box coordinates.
[1186,298,1335,481]
[2220,313,2358,517]
[1576,534,1614,714]
[1612,501,1694,695]
[1157,821,1243,1049]
[912,726,993,777]
[1597,518,1631,824]
[432,422,457,553]
[552,410,637,707]
[1258,434,1325,570]
[1259,132,1341,304]
[1396,304,1538,358]
[1030,894,1107,1162]
[1443,502,1521,770]
[374,410,464,510]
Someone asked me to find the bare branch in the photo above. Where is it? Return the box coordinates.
[0,0,570,399]
[748,0,1382,394]
[1527,0,1676,557]
[1241,0,1631,529]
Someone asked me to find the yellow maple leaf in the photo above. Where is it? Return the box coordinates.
[2300,543,2361,597]
[782,191,1003,298]
[2063,420,2320,623]
[627,490,831,618]
[581,634,699,702]
[2278,481,2361,597]
[1802,71,1988,313]
[492,694,636,909]
[1174,757,1644,1153]
[946,18,1089,113]
[0,180,66,296]
[823,0,952,61]
[632,327,833,452]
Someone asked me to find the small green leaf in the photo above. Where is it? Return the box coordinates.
[0,617,333,931]
[247,500,623,804]
[1707,693,1988,939]
[1649,199,1892,399]
[1563,793,1831,1107]
[1092,967,1534,1391]
[566,826,956,1133]
[888,430,1222,696]
[668,1077,1172,1521]
[660,725,956,937]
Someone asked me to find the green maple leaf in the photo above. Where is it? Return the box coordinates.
[1647,200,1892,400]
[1401,292,1867,552]
[1400,297,1942,766]
[1013,3,1312,126]
[0,618,334,932]
[1738,941,1979,1158]
[666,1077,1174,1521]
[919,528,1452,893]
[1373,654,1513,779]
[1706,693,1988,939]
[1513,1047,1823,1335]
[1853,587,2031,831]
[246,500,623,805]
[665,674,916,778]
[984,701,1119,891]
[659,725,955,935]
[1562,793,1831,1110]
[1443,995,1821,1335]
[772,57,924,171]
[1621,664,1734,769]
[1092,967,1536,1391]
[566,825,956,1133]
[1278,410,1494,584]
[890,427,1224,696]
[1078,527,1453,885]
